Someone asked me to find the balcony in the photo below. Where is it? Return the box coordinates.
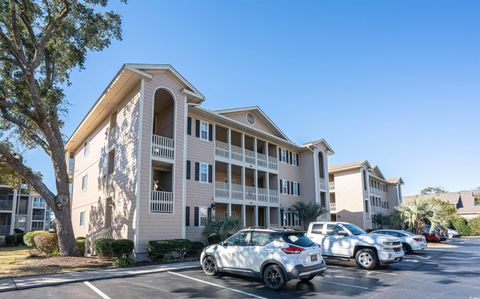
[257,188,269,202]
[245,186,256,201]
[319,178,327,191]
[214,183,279,205]
[214,142,279,171]
[370,188,383,197]
[268,156,278,170]
[33,201,47,208]
[257,153,268,168]
[215,182,229,198]
[330,202,336,212]
[244,149,256,165]
[269,190,279,204]
[150,190,174,213]
[329,182,335,192]
[231,184,244,200]
[0,199,13,210]
[32,213,45,221]
[231,145,243,162]
[215,141,229,159]
[152,134,174,160]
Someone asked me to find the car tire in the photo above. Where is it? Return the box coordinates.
[202,256,218,276]
[355,248,379,270]
[263,264,286,290]
[402,243,412,254]
[299,275,316,282]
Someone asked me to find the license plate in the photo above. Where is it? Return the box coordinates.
[311,254,318,262]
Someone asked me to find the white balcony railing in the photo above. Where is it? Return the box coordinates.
[152,134,174,160]
[329,181,335,192]
[215,141,229,159]
[257,188,268,202]
[32,201,47,208]
[231,184,244,200]
[150,191,174,213]
[268,156,278,170]
[269,189,279,203]
[330,202,336,211]
[257,153,268,168]
[231,145,243,161]
[215,181,229,198]
[245,186,256,201]
[245,149,256,165]
[319,178,327,190]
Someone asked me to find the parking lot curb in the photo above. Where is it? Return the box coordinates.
[0,261,200,293]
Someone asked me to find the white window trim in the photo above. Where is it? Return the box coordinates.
[199,206,208,227]
[79,211,86,228]
[83,140,90,157]
[199,121,209,141]
[292,181,299,196]
[292,153,298,166]
[280,149,287,163]
[81,174,88,192]
[199,162,209,183]
[281,179,288,194]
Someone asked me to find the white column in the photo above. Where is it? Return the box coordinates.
[266,172,270,197]
[241,133,245,162]
[242,204,246,227]
[254,206,258,227]
[266,207,271,227]
[242,167,246,200]
[254,169,258,201]
[253,137,257,165]
[228,203,232,217]
[228,163,232,199]
[227,128,231,158]
[10,189,18,235]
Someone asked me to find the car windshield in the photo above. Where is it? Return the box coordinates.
[282,232,315,247]
[343,223,366,235]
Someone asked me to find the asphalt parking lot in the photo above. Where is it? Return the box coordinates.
[1,238,479,299]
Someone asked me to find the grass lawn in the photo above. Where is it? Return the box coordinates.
[0,247,112,279]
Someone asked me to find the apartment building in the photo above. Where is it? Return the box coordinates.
[0,185,52,235]
[66,64,334,257]
[328,160,404,230]
[403,189,480,220]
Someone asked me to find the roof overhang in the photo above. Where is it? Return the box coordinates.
[301,139,335,156]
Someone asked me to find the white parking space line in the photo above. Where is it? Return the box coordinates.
[83,281,111,299]
[365,270,398,276]
[167,271,267,299]
[412,255,431,260]
[327,265,398,276]
[321,280,369,290]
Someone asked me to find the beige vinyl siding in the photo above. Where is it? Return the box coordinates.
[333,169,365,228]
[219,111,282,138]
[137,71,187,253]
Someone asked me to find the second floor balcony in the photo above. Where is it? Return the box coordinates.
[214,181,279,204]
[330,202,336,212]
[214,140,278,171]
[152,134,175,161]
[0,199,13,211]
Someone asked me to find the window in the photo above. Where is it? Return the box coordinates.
[364,199,369,213]
[310,223,324,234]
[79,211,85,227]
[225,232,249,246]
[83,141,89,156]
[280,149,287,163]
[292,182,299,196]
[199,207,208,227]
[474,193,480,206]
[200,163,209,183]
[363,170,367,190]
[281,179,288,194]
[186,160,191,180]
[200,121,209,140]
[185,206,190,226]
[291,153,298,166]
[81,175,88,191]
[326,224,347,236]
[246,113,255,125]
[250,232,273,246]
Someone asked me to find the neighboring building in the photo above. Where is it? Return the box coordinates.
[403,189,480,220]
[66,64,334,257]
[328,160,404,230]
[0,185,52,235]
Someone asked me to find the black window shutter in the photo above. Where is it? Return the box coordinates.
[208,164,213,183]
[186,160,191,180]
[208,124,213,141]
[290,181,293,194]
[296,154,299,166]
[289,152,293,164]
[195,162,200,181]
[287,181,291,194]
[187,117,192,135]
[298,183,301,196]
[207,208,212,224]
[280,179,283,194]
[185,206,190,226]
[278,148,281,161]
[194,207,199,226]
[286,151,289,163]
[195,120,200,137]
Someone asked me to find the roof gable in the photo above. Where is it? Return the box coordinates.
[215,106,291,141]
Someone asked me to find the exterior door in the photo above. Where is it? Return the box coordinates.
[324,224,351,256]
[217,232,249,269]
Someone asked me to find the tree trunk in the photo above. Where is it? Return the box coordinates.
[54,202,77,256]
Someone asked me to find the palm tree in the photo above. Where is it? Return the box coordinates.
[291,201,326,230]
[396,199,452,234]
[202,216,241,244]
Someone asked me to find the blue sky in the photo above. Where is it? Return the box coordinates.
[25,0,480,195]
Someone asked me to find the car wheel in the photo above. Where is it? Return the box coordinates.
[299,275,315,282]
[263,264,286,290]
[355,248,379,270]
[402,243,412,254]
[202,256,218,276]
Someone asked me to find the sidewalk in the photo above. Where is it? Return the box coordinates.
[0,261,200,293]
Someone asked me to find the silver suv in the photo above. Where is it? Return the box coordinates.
[200,228,327,290]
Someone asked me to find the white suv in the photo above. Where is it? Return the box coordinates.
[200,228,327,289]
[306,222,404,270]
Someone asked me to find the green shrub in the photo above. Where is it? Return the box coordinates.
[188,241,205,256]
[14,228,24,234]
[14,233,25,246]
[76,239,86,256]
[111,239,134,258]
[76,236,86,241]
[24,231,49,247]
[451,216,471,236]
[34,233,59,256]
[468,217,480,236]
[146,239,192,261]
[113,257,135,268]
[93,238,114,257]
[5,235,16,246]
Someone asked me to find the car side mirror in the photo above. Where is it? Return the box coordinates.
[220,241,228,247]
[338,231,349,237]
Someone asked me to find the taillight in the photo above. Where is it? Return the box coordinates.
[281,246,305,254]
[413,237,423,242]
